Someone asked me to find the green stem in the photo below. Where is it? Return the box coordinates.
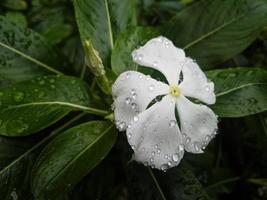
[0,42,63,75]
[80,62,87,79]
[206,176,240,190]
[147,167,167,200]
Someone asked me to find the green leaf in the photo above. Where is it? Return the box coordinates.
[0,16,64,85]
[0,113,85,200]
[5,12,27,27]
[163,0,267,68]
[207,68,267,117]
[157,162,210,200]
[74,0,137,66]
[111,26,159,74]
[31,121,117,200]
[0,0,27,10]
[0,75,94,136]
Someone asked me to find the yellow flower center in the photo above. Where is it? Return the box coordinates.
[169,85,180,97]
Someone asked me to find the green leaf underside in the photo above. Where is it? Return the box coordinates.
[111,26,159,74]
[31,121,117,199]
[164,0,267,67]
[0,16,64,84]
[0,75,91,136]
[74,0,136,67]
[207,68,267,117]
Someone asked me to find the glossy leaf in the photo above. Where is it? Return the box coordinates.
[74,0,137,66]
[207,68,267,117]
[164,0,267,68]
[0,75,92,136]
[157,162,210,200]
[31,121,117,199]
[0,16,64,85]
[111,26,159,74]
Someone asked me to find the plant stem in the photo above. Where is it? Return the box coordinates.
[147,167,167,200]
[206,176,240,190]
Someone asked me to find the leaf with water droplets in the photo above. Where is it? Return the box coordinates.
[0,75,92,136]
[163,0,267,68]
[74,0,137,67]
[207,68,267,117]
[0,16,65,85]
[31,121,117,199]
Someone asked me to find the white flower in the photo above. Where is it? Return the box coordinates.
[112,36,218,171]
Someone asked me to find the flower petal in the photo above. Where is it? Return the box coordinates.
[179,58,216,104]
[132,36,185,85]
[112,71,169,131]
[176,96,218,153]
[126,95,184,171]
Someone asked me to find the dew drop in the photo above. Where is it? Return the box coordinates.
[127,132,132,139]
[13,91,24,102]
[148,84,155,91]
[172,154,179,162]
[133,116,139,122]
[178,144,184,151]
[131,103,137,110]
[194,142,200,152]
[185,137,191,144]
[169,120,176,128]
[160,164,168,172]
[167,161,172,166]
[151,151,155,156]
[156,149,161,154]
[153,61,158,67]
[150,157,154,163]
[125,97,131,105]
[116,121,126,131]
[204,84,210,92]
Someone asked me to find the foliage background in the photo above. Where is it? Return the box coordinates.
[0,0,267,199]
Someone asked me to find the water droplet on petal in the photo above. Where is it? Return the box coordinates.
[194,142,201,152]
[125,97,131,104]
[127,132,132,139]
[133,116,139,122]
[131,103,137,110]
[178,144,184,151]
[160,164,168,172]
[148,84,155,91]
[169,120,176,128]
[151,151,155,156]
[167,161,172,166]
[185,137,191,144]
[153,61,158,67]
[204,84,210,92]
[150,157,154,163]
[172,154,179,162]
[156,149,161,154]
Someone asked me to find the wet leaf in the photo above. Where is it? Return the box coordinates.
[0,75,92,136]
[31,121,117,199]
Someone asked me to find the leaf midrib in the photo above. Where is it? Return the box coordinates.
[3,101,109,116]
[216,82,267,97]
[42,124,114,192]
[0,42,62,75]
[182,3,261,50]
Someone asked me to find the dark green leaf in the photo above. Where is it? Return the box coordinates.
[31,121,117,199]
[0,16,64,85]
[5,12,27,27]
[0,75,92,136]
[74,0,137,66]
[111,26,159,74]
[0,0,27,10]
[164,0,267,68]
[157,162,210,200]
[207,68,267,117]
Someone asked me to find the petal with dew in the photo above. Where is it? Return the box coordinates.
[127,95,184,171]
[112,71,169,131]
[132,36,185,85]
[176,96,218,154]
[179,58,216,104]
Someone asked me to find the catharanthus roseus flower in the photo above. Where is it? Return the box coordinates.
[112,36,218,171]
